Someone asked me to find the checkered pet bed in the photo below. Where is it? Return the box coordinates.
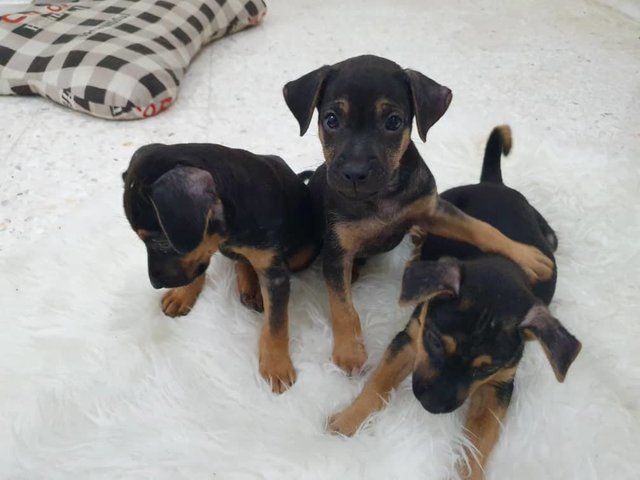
[0,0,266,119]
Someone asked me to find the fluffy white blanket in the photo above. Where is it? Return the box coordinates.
[1,1,638,478]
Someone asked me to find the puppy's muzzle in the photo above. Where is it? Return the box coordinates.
[412,376,463,414]
[330,156,384,199]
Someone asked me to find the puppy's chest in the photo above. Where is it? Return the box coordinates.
[335,196,434,255]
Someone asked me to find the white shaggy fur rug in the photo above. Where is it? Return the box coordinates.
[1,1,639,479]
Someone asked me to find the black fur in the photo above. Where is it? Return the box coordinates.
[402,126,581,414]
[123,143,320,289]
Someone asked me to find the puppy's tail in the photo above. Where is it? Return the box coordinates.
[297,170,314,183]
[480,125,512,184]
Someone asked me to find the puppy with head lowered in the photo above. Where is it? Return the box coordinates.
[122,144,320,393]
[328,127,582,479]
[284,55,555,373]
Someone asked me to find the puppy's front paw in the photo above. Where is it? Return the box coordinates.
[511,243,554,283]
[332,339,367,374]
[328,406,364,436]
[161,286,199,317]
[259,351,297,394]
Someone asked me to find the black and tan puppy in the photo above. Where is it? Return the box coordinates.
[283,55,554,373]
[328,127,582,479]
[122,144,320,393]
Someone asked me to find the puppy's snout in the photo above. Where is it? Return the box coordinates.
[412,374,463,414]
[341,158,372,185]
[149,273,164,289]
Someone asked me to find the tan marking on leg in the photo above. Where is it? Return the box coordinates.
[161,274,205,317]
[227,246,276,271]
[235,261,263,312]
[421,200,554,283]
[459,372,515,480]
[231,250,295,394]
[286,243,318,272]
[259,316,295,394]
[329,317,420,436]
[329,285,366,374]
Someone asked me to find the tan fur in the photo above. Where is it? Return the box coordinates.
[286,243,317,272]
[469,367,517,397]
[318,125,335,164]
[420,204,554,283]
[227,246,276,271]
[334,194,438,254]
[235,262,262,311]
[413,304,442,380]
[387,127,411,170]
[328,284,366,373]
[442,335,457,354]
[252,254,295,394]
[329,316,420,436]
[179,232,224,277]
[471,355,493,369]
[161,274,206,317]
[495,124,512,156]
[374,97,392,114]
[459,369,516,480]
[259,320,295,395]
[333,98,350,115]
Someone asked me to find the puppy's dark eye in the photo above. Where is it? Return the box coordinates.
[425,330,444,357]
[385,114,403,131]
[324,113,339,130]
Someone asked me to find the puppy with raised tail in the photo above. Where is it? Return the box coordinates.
[328,126,581,479]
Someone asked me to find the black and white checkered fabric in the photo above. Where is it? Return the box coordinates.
[0,0,266,119]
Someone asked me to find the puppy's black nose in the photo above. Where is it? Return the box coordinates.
[341,160,371,185]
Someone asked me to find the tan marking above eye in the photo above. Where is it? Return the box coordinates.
[442,335,457,354]
[375,97,395,114]
[472,355,493,368]
[330,98,350,115]
[136,229,148,241]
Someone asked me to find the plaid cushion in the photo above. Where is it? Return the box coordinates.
[0,0,267,119]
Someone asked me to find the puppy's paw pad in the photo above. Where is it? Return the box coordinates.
[259,354,297,394]
[161,288,197,317]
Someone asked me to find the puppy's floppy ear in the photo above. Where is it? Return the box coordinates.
[149,166,219,254]
[283,65,331,136]
[399,257,460,305]
[404,69,452,142]
[520,304,582,382]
